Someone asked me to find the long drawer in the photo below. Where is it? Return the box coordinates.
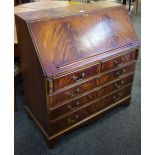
[50,84,132,134]
[50,75,133,120]
[49,62,135,107]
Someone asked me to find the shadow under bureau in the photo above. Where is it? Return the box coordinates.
[15,1,140,146]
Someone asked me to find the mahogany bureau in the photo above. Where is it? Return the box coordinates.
[15,1,140,146]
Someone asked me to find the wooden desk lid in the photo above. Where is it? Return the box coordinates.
[15,1,139,77]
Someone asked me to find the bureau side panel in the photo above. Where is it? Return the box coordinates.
[15,16,50,136]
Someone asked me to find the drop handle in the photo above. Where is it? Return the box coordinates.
[122,69,126,73]
[67,114,79,123]
[72,72,86,82]
[114,80,125,88]
[96,75,102,80]
[114,60,122,67]
[116,69,126,76]
[67,101,80,111]
[66,88,80,97]
[114,60,119,64]
[113,93,122,101]
[120,80,125,84]
[114,58,124,67]
[114,83,121,89]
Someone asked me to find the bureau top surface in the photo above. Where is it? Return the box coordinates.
[16,1,139,77]
[16,1,122,21]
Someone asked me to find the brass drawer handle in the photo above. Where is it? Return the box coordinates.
[121,80,125,84]
[72,72,86,82]
[96,75,102,80]
[113,93,122,101]
[114,80,125,88]
[123,69,126,73]
[66,88,80,97]
[114,60,122,67]
[67,114,79,123]
[116,71,121,76]
[116,69,126,77]
[114,83,121,89]
[67,101,80,111]
[114,55,126,67]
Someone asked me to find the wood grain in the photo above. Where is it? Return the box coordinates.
[50,75,134,120]
[53,63,99,90]
[50,84,132,134]
[15,15,51,135]
[101,49,138,72]
[50,70,134,107]
[15,1,140,145]
[21,3,139,77]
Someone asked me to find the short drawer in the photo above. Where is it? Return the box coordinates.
[101,50,138,73]
[50,85,132,134]
[53,64,99,90]
[98,62,136,86]
[50,62,135,106]
[50,75,133,119]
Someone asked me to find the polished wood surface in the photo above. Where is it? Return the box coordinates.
[50,61,136,107]
[16,1,122,21]
[15,2,138,76]
[50,84,132,134]
[50,73,134,106]
[15,14,50,133]
[14,1,82,43]
[96,62,135,87]
[27,3,139,77]
[15,1,140,146]
[14,1,82,57]
[101,49,138,72]
[53,63,99,90]
[50,75,134,119]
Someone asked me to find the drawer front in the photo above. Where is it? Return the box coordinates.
[101,50,138,73]
[50,75,133,119]
[98,62,135,86]
[50,63,135,106]
[51,78,98,106]
[50,85,132,134]
[53,64,99,90]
